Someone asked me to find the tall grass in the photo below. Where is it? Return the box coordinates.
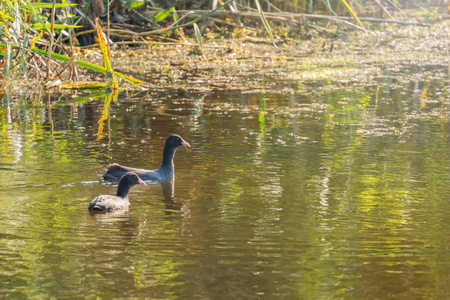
[0,0,143,85]
[1,0,422,84]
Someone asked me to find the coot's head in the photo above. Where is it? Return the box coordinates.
[166,134,191,148]
[119,172,146,186]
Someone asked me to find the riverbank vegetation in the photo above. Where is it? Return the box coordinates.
[0,0,448,89]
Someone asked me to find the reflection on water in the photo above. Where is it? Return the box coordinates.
[2,64,450,298]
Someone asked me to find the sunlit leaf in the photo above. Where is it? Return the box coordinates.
[27,46,145,85]
[4,43,11,76]
[95,19,112,74]
[97,92,115,140]
[0,10,14,22]
[31,24,82,30]
[112,89,119,103]
[112,74,119,92]
[31,3,77,8]
[173,7,178,22]
[21,36,29,77]
[48,81,108,89]
[95,18,118,90]
[124,0,145,9]
[193,23,203,54]
[339,0,365,29]
[254,0,274,43]
[21,0,52,33]
[30,31,44,49]
[154,6,174,23]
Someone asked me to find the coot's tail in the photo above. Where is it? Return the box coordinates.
[103,163,128,181]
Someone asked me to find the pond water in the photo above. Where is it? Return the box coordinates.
[2,60,450,299]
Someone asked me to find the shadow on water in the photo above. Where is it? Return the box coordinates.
[2,60,450,298]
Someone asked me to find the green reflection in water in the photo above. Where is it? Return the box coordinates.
[1,71,450,298]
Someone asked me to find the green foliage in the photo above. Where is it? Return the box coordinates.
[339,0,365,29]
[31,2,77,8]
[415,6,440,21]
[3,43,12,76]
[193,23,203,55]
[124,0,145,9]
[29,46,144,85]
[153,6,174,23]
[254,0,274,43]
[30,24,82,30]
[0,0,143,85]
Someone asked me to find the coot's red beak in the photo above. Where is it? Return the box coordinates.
[182,140,191,148]
[139,179,146,186]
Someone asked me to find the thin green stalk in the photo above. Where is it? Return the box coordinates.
[323,0,337,15]
[4,43,11,76]
[255,0,274,44]
[47,0,56,81]
[107,0,110,41]
[1,43,145,85]
[21,37,29,78]
[29,47,145,85]
[193,23,203,55]
[339,0,365,29]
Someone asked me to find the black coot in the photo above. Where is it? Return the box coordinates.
[88,172,146,212]
[103,134,191,182]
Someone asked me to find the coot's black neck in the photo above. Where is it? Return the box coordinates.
[161,144,178,168]
[116,180,132,198]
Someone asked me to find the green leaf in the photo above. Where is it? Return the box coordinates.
[26,47,145,85]
[49,81,109,89]
[193,23,203,54]
[339,0,365,29]
[21,0,42,17]
[173,7,178,22]
[21,36,29,77]
[4,43,11,76]
[3,0,37,36]
[95,19,112,74]
[154,6,174,23]
[31,3,77,8]
[124,0,145,9]
[31,24,82,30]
[254,0,274,43]
[30,31,44,49]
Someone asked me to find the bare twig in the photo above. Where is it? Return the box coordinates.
[175,10,425,26]
[385,0,411,20]
[83,41,229,48]
[62,1,235,43]
[64,7,427,45]
[266,0,282,13]
[54,55,77,79]
[74,8,96,29]
[374,0,394,20]
[210,17,258,31]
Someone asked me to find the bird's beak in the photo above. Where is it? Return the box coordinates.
[139,179,146,186]
[182,140,191,148]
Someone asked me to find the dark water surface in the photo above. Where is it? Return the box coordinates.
[2,63,450,299]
